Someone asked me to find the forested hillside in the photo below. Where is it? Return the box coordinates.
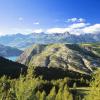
[0,43,100,99]
[0,57,27,78]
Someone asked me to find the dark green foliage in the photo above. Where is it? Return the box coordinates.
[33,67,91,80]
[0,72,73,100]
[85,69,100,100]
[32,67,91,87]
[0,57,27,78]
[0,55,94,100]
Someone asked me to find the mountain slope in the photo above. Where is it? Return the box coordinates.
[80,43,100,57]
[0,57,27,78]
[0,44,23,57]
[17,44,100,74]
[0,33,100,49]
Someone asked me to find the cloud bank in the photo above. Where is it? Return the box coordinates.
[46,23,100,35]
[0,18,100,36]
[46,18,100,35]
[46,22,90,35]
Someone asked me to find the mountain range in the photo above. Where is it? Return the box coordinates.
[0,44,23,57]
[0,32,100,49]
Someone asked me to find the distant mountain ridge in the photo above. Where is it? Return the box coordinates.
[0,44,23,57]
[0,32,100,49]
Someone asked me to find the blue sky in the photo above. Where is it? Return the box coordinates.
[0,0,100,35]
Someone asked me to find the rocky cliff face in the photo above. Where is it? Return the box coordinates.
[17,44,100,74]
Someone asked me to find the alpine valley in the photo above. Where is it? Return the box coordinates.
[0,32,100,99]
[1,0,100,99]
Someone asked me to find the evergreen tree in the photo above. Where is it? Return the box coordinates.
[85,70,100,100]
[47,87,56,100]
[40,91,46,100]
[55,87,63,100]
[36,91,41,100]
[63,85,73,100]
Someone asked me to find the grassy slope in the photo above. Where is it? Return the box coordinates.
[71,43,100,99]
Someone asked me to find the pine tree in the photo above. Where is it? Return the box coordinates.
[47,87,56,100]
[36,91,41,100]
[85,70,100,100]
[63,85,73,100]
[55,87,63,100]
[26,65,35,79]
[40,91,46,100]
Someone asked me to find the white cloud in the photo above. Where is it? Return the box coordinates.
[69,23,89,29]
[46,21,100,35]
[46,22,89,35]
[33,29,43,33]
[0,32,3,36]
[18,17,23,21]
[46,27,83,35]
[78,18,85,23]
[67,18,77,22]
[0,28,44,36]
[33,22,40,25]
[11,28,44,34]
[10,23,99,35]
[67,18,85,23]
[46,28,67,33]
[83,24,100,34]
